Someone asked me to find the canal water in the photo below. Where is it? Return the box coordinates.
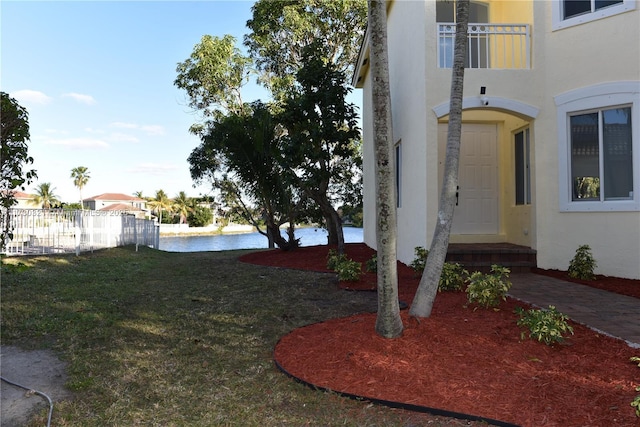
[159,227,363,252]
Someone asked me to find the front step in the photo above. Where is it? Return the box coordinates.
[446,243,537,274]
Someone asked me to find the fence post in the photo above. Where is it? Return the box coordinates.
[75,211,81,256]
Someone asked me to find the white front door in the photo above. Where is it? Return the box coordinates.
[438,123,499,234]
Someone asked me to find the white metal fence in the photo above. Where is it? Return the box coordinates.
[438,23,530,69]
[1,209,160,256]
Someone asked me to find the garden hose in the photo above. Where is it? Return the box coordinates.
[1,375,54,427]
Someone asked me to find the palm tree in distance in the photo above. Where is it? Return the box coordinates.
[70,166,90,209]
[30,182,60,209]
[147,189,173,224]
[173,191,192,224]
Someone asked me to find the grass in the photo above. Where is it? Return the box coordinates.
[1,246,466,426]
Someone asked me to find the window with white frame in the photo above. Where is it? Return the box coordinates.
[555,82,639,211]
[552,0,636,30]
[569,107,633,201]
[515,128,531,205]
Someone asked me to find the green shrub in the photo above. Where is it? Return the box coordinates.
[187,205,213,227]
[410,246,429,274]
[365,254,377,273]
[466,265,512,308]
[438,262,468,292]
[327,249,362,281]
[515,305,574,345]
[326,249,348,270]
[334,258,362,281]
[568,244,597,280]
[632,357,640,417]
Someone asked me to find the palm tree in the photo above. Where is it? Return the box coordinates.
[30,182,60,209]
[70,166,90,209]
[147,189,173,224]
[173,191,192,224]
[410,0,470,318]
[368,0,403,338]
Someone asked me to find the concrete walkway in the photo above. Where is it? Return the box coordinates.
[509,273,640,348]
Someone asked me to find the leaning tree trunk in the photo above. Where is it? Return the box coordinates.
[410,0,469,318]
[369,0,403,339]
[317,194,345,254]
[266,220,291,250]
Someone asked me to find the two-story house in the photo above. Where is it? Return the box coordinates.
[83,193,148,218]
[353,0,639,279]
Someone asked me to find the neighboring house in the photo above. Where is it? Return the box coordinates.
[83,193,148,217]
[353,0,639,279]
[10,191,37,209]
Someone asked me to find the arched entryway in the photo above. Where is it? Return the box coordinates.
[433,97,539,247]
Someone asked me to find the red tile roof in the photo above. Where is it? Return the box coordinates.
[1,190,32,199]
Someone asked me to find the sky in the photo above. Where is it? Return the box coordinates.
[2,0,333,204]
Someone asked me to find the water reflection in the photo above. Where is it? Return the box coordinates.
[159,227,363,252]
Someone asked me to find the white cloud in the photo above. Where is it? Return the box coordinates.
[110,122,165,136]
[140,125,165,136]
[110,122,138,129]
[10,89,52,105]
[84,127,105,134]
[63,92,97,105]
[128,163,179,175]
[42,137,109,149]
[108,133,140,143]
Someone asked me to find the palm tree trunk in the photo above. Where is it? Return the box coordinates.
[410,0,469,318]
[369,0,403,339]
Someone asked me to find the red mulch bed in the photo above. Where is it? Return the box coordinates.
[239,244,640,426]
[532,267,640,299]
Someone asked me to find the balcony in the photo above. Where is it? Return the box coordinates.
[438,23,531,69]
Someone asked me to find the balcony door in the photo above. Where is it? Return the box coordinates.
[437,0,489,68]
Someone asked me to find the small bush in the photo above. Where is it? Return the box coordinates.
[410,246,429,274]
[327,249,362,281]
[438,262,468,292]
[334,258,362,281]
[466,265,512,308]
[632,356,640,417]
[327,249,348,270]
[365,254,377,273]
[568,244,597,280]
[515,305,574,345]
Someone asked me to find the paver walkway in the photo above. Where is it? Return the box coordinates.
[509,273,640,348]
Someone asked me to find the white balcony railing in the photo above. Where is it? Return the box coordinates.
[438,23,530,69]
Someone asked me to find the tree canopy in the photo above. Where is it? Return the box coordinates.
[30,182,60,209]
[175,34,252,127]
[279,44,362,253]
[176,1,367,250]
[245,0,367,97]
[189,101,303,250]
[70,166,90,208]
[1,92,37,206]
[1,92,37,248]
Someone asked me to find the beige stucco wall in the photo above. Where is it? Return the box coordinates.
[532,1,640,279]
[358,0,640,278]
[361,0,431,264]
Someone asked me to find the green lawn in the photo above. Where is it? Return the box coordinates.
[1,246,463,426]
